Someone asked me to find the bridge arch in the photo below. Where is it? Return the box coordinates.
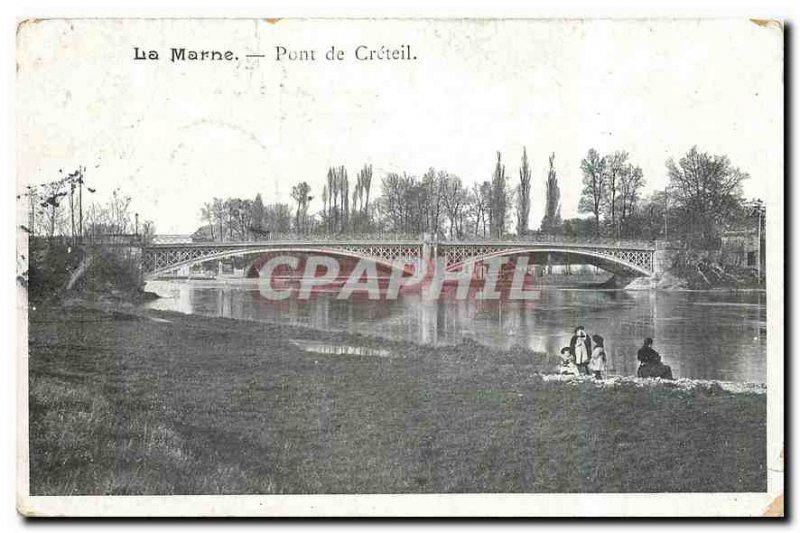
[446,246,653,278]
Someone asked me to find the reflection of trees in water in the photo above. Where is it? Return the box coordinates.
[149,281,766,382]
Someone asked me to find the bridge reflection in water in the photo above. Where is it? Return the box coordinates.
[145,280,766,384]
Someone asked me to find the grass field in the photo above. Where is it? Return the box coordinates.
[27,303,767,495]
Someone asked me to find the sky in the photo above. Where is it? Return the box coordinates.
[17,18,783,234]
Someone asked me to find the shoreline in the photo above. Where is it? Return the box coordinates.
[27,298,767,494]
[133,295,766,392]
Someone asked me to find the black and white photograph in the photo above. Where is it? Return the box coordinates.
[14,17,784,517]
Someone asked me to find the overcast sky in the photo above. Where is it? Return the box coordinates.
[17,18,782,234]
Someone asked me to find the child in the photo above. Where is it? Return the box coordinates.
[589,334,607,379]
[557,346,580,376]
[569,326,592,375]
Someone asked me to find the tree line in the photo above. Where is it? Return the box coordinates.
[195,145,762,248]
[24,167,155,244]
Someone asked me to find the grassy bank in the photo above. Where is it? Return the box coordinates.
[28,303,767,495]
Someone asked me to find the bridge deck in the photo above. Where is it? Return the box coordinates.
[145,239,656,250]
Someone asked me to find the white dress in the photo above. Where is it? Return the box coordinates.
[589,346,606,372]
[574,342,590,365]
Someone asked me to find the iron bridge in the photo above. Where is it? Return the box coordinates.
[141,236,658,279]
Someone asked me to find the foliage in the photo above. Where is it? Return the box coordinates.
[28,242,144,302]
[578,149,606,235]
[290,183,312,234]
[489,152,510,237]
[182,147,757,249]
[666,146,748,247]
[540,153,562,234]
[516,148,532,236]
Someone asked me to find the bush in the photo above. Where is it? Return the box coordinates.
[27,242,143,302]
[27,242,84,302]
[669,250,762,289]
[77,246,142,295]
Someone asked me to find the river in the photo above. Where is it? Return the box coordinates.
[144,279,767,384]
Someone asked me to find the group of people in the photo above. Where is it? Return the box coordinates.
[557,326,674,380]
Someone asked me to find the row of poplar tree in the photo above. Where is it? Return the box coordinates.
[197,146,758,247]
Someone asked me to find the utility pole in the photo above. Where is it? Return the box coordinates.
[27,186,37,238]
[663,186,669,239]
[78,166,84,240]
[69,180,75,243]
[755,199,764,284]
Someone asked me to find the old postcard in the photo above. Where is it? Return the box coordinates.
[16,18,784,517]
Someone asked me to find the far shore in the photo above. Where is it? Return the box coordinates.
[28,298,767,495]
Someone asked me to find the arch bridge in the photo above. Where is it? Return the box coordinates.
[141,236,660,281]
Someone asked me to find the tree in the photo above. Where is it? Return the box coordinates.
[489,152,509,237]
[324,166,349,233]
[666,146,748,246]
[200,202,216,240]
[229,198,253,240]
[618,163,645,237]
[211,198,226,241]
[82,188,135,238]
[290,182,312,234]
[516,147,532,236]
[264,203,293,234]
[107,188,133,233]
[352,164,373,232]
[421,168,445,236]
[625,191,669,241]
[540,153,562,234]
[562,216,596,239]
[442,174,467,239]
[578,148,607,235]
[380,172,411,233]
[470,181,492,237]
[39,182,68,238]
[251,193,265,235]
[604,151,629,237]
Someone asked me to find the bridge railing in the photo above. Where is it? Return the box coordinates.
[149,232,657,249]
[30,233,144,247]
[149,233,423,245]
[149,234,194,245]
[440,235,656,249]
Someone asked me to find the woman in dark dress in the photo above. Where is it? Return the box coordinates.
[636,337,674,379]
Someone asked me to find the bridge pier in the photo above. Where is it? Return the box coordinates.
[653,241,680,277]
[422,232,437,264]
[623,241,680,289]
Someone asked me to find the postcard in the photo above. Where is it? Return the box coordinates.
[16,18,784,517]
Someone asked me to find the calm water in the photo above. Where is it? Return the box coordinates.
[144,279,767,383]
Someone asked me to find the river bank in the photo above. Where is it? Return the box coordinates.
[28,301,766,495]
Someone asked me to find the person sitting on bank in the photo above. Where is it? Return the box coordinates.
[589,334,607,380]
[569,326,592,375]
[557,346,580,376]
[636,337,674,380]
